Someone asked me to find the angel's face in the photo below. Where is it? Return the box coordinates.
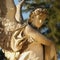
[29,8,47,29]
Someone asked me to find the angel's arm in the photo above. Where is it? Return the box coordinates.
[24,25,53,46]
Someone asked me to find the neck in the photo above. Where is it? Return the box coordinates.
[28,23,39,31]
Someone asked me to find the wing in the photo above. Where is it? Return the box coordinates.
[5,0,25,23]
[0,0,16,20]
[0,0,25,50]
[0,0,25,33]
[0,0,25,23]
[0,0,7,18]
[15,0,25,23]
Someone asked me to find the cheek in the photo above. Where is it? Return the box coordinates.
[37,20,44,28]
[37,21,42,27]
[39,20,42,23]
[34,20,42,28]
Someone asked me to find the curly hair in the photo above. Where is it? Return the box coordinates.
[28,8,48,28]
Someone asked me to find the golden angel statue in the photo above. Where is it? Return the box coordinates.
[0,0,57,60]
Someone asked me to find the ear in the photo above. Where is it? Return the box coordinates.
[15,0,25,23]
[28,12,34,24]
[28,18,32,24]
